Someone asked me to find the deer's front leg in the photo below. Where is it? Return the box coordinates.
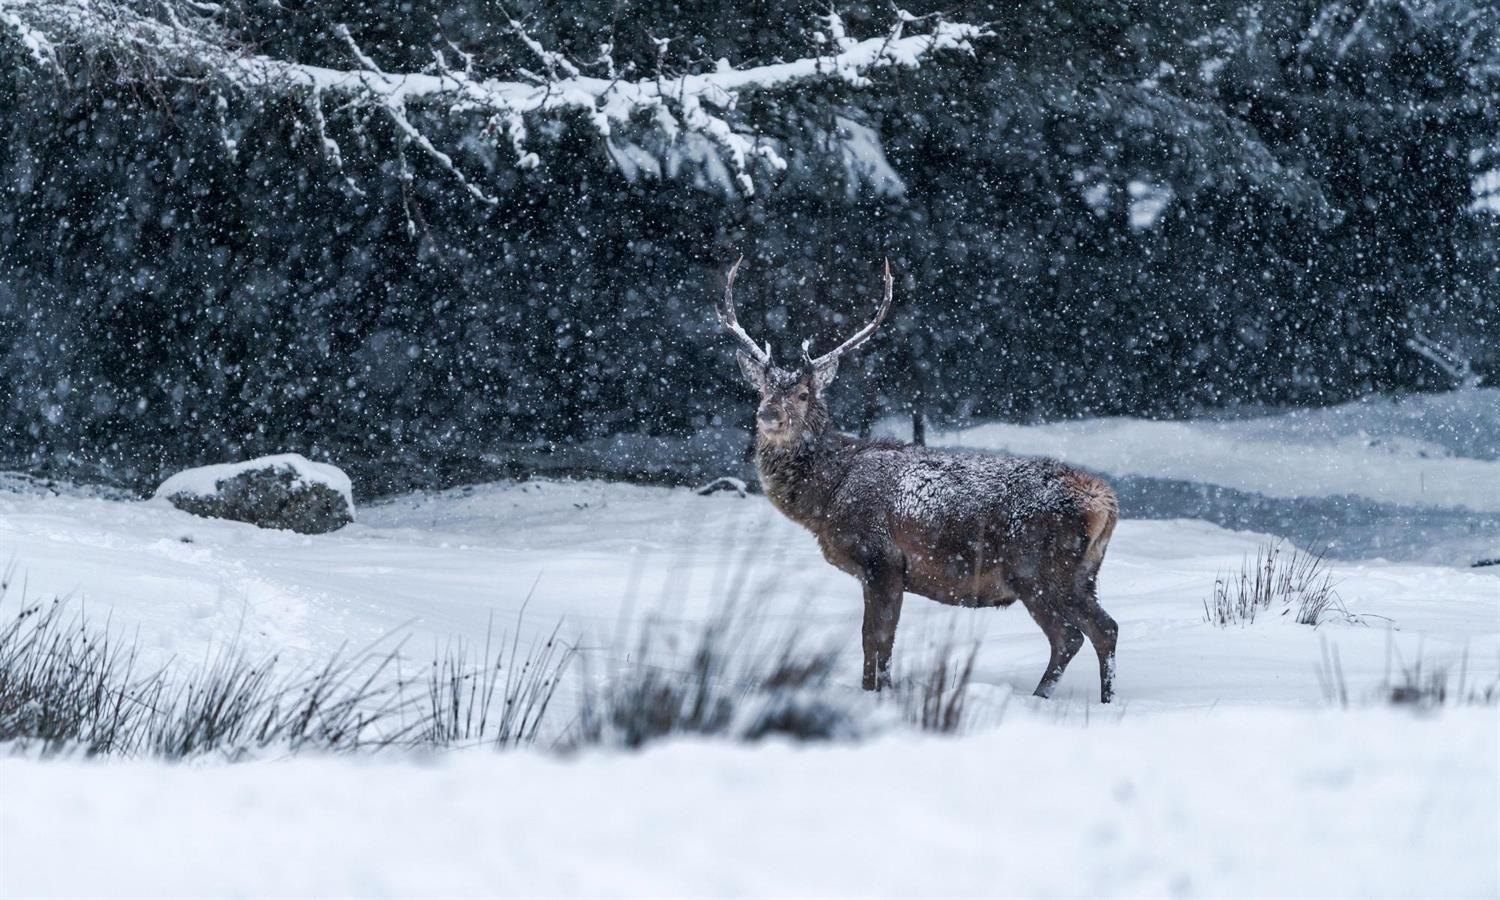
[860,565,905,692]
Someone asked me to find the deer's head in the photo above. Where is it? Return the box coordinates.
[716,257,894,446]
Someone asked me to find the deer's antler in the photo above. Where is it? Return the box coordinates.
[803,258,894,370]
[715,255,772,366]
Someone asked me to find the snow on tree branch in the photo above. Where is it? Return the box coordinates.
[0,5,53,66]
[0,0,988,199]
[1405,333,1480,389]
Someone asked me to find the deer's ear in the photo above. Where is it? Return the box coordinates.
[736,351,770,391]
[810,357,839,393]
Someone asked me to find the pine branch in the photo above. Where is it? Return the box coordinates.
[0,0,989,198]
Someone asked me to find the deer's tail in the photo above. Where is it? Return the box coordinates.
[1072,471,1119,571]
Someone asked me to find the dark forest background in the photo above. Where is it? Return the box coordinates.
[2,0,1496,496]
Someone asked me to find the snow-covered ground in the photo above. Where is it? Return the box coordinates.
[1,478,1495,710]
[2,709,1494,899]
[1,390,1497,898]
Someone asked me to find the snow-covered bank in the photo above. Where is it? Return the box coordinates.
[2,707,1494,899]
[472,389,1499,565]
[937,388,1500,512]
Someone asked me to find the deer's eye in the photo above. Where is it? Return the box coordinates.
[798,391,810,402]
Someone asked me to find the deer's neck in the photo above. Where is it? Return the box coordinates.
[754,426,860,532]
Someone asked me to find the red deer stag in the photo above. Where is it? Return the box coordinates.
[716,258,1121,701]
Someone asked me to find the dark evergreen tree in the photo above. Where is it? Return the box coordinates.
[1,0,1494,494]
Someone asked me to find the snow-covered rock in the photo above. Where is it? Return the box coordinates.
[154,454,354,534]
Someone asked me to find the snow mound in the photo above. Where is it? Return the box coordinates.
[154,454,354,534]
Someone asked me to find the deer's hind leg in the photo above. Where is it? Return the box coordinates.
[1021,597,1084,700]
[1065,578,1118,703]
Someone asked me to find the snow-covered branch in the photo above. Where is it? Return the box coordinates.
[0,0,988,198]
[1405,333,1480,389]
[0,0,231,82]
[0,4,53,66]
